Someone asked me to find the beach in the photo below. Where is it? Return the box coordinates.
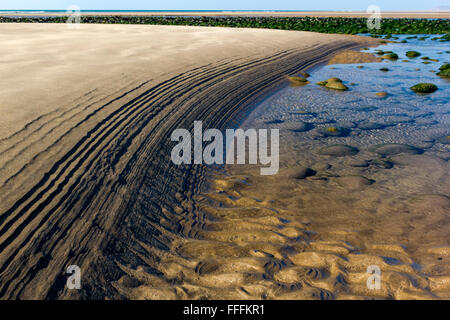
[0,23,379,299]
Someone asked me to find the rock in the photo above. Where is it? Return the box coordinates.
[317,144,359,157]
[325,82,348,91]
[406,51,421,58]
[327,77,342,83]
[382,53,398,60]
[337,176,374,190]
[369,143,424,156]
[438,63,450,71]
[437,135,450,145]
[317,77,343,87]
[380,67,389,72]
[288,76,309,86]
[292,167,317,179]
[410,83,438,93]
[437,63,450,77]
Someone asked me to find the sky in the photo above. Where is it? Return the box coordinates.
[0,0,449,11]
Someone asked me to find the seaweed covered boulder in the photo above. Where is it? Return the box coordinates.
[287,76,309,86]
[437,63,450,77]
[325,81,348,91]
[382,53,398,60]
[406,51,421,58]
[316,77,348,91]
[327,77,342,83]
[410,83,438,93]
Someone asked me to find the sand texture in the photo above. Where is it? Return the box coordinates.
[0,24,377,299]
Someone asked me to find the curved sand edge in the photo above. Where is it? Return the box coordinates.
[0,24,378,299]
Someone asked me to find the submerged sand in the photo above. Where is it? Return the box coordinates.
[328,50,383,64]
[0,24,379,299]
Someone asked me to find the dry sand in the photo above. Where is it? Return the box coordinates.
[0,23,377,299]
[2,11,450,19]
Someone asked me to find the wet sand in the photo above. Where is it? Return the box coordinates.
[172,46,450,299]
[2,11,450,19]
[118,39,450,300]
[0,23,377,299]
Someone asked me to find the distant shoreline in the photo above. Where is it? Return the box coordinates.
[2,15,448,35]
[1,10,450,19]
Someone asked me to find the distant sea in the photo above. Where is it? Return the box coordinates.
[0,10,326,14]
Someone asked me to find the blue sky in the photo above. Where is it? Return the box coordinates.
[0,0,449,11]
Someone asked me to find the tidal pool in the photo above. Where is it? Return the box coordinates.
[191,35,450,299]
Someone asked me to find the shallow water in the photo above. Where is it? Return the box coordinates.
[187,36,450,299]
[118,36,449,300]
[242,35,449,159]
